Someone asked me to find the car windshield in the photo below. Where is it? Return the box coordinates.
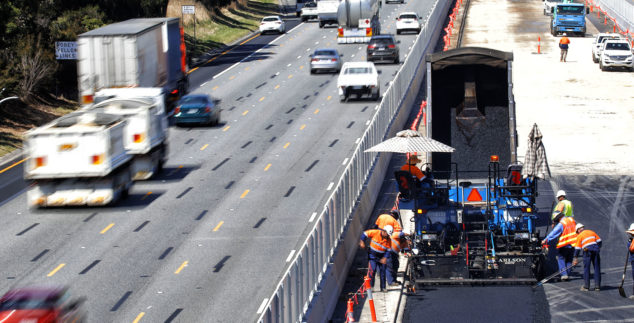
[180,97,207,104]
[344,67,371,74]
[305,2,316,7]
[400,14,417,19]
[605,43,630,50]
[556,5,584,14]
[314,50,336,56]
[263,17,279,22]
[599,36,619,43]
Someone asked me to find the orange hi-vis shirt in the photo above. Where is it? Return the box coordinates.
[560,37,570,45]
[574,229,601,250]
[375,214,402,233]
[400,164,424,180]
[362,229,391,254]
[557,217,577,248]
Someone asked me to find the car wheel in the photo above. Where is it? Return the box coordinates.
[310,69,315,74]
[319,21,324,28]
[394,56,399,64]
[397,30,401,35]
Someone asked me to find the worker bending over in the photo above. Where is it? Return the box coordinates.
[360,225,395,292]
[572,223,602,291]
[542,212,577,281]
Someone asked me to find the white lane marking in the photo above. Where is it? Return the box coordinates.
[285,250,296,262]
[297,55,302,59]
[315,41,319,45]
[256,298,269,314]
[323,35,327,39]
[275,72,280,76]
[287,22,304,34]
[309,212,317,222]
[342,158,349,165]
[351,54,355,58]
[200,81,208,87]
[269,33,287,44]
[306,48,311,52]
[365,120,371,125]
[287,63,292,67]
[326,182,334,191]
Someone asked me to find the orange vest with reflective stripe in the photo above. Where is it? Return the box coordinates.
[557,217,577,248]
[575,229,601,249]
[375,214,402,233]
[365,229,391,254]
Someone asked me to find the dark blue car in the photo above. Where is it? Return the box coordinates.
[173,94,221,126]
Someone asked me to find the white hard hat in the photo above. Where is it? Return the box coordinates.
[575,223,584,231]
[384,225,394,236]
[562,32,567,36]
[556,190,566,198]
[627,223,634,234]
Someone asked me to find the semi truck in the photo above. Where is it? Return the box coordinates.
[336,0,381,43]
[77,18,188,108]
[550,2,589,36]
[318,0,340,28]
[24,111,133,207]
[398,47,544,285]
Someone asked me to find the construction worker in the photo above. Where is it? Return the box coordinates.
[625,223,634,299]
[401,154,424,180]
[542,212,577,281]
[552,190,574,220]
[386,228,409,286]
[359,225,393,291]
[572,223,602,291]
[375,211,402,233]
[559,33,570,62]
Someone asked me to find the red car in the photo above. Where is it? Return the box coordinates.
[0,287,85,323]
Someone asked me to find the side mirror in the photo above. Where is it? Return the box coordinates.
[213,99,221,105]
[377,69,382,74]
[395,17,398,21]
[551,7,554,13]
[396,40,401,44]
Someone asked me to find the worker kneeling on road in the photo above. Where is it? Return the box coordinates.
[627,223,634,299]
[572,223,602,291]
[360,226,393,292]
[542,212,577,281]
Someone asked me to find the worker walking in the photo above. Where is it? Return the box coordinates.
[360,225,393,292]
[386,228,409,286]
[552,190,574,219]
[559,33,570,62]
[572,223,602,291]
[542,212,577,281]
[625,223,634,299]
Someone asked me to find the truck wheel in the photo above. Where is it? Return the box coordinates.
[319,21,324,28]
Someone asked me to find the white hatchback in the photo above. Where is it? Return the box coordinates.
[260,16,285,34]
[396,12,421,34]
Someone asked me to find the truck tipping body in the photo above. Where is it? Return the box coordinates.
[337,0,381,43]
[77,18,188,108]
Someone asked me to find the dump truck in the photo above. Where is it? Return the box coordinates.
[84,87,169,180]
[24,111,133,207]
[397,47,544,285]
[77,18,188,108]
[336,0,381,43]
[550,2,589,36]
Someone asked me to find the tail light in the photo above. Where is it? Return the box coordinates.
[205,106,211,113]
[368,44,376,49]
[133,133,144,143]
[35,156,46,168]
[81,95,94,104]
[366,27,372,37]
[311,58,318,62]
[388,44,396,49]
[171,89,179,95]
[174,106,181,114]
[338,27,344,37]
[92,154,104,165]
[331,58,337,62]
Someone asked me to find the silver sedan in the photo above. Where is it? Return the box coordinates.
[309,48,342,74]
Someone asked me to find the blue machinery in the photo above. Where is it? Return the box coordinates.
[398,157,544,284]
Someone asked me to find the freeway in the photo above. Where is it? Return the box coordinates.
[0,0,438,322]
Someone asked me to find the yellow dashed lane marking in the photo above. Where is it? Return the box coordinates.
[174,261,188,274]
[274,85,280,90]
[223,126,230,132]
[245,66,250,71]
[288,75,293,79]
[200,144,209,151]
[314,108,320,114]
[212,86,218,91]
[264,163,272,171]
[132,312,145,323]
[213,221,224,232]
[300,124,306,130]
[100,223,115,234]
[242,110,249,116]
[47,263,65,277]
[327,96,332,101]
[259,97,265,102]
[240,189,250,199]
[229,75,236,80]
[299,65,304,69]
[283,142,290,149]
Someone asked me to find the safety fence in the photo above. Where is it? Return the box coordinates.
[585,0,634,46]
[344,265,376,322]
[442,0,467,51]
[255,0,454,322]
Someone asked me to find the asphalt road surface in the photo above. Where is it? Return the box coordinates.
[0,1,438,322]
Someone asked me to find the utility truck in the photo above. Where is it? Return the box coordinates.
[77,18,188,109]
[549,2,589,36]
[318,0,340,28]
[397,48,544,286]
[24,111,133,207]
[85,88,169,180]
[337,0,381,43]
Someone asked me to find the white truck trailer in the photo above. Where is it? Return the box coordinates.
[318,0,340,28]
[77,18,188,109]
[336,0,381,43]
[85,88,169,180]
[24,112,133,207]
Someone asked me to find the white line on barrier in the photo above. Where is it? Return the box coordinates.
[355,138,360,144]
[256,298,269,314]
[342,158,349,165]
[306,48,311,52]
[297,55,302,59]
[287,63,292,67]
[326,182,334,191]
[285,250,296,262]
[309,212,317,222]
[365,120,371,125]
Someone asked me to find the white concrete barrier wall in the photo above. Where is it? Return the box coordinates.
[256,0,453,321]
[594,0,634,35]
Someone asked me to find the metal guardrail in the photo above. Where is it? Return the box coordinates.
[256,0,451,321]
[594,0,634,34]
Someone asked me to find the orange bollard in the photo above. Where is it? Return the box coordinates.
[346,299,355,322]
[538,36,541,54]
[613,25,616,33]
[364,276,378,322]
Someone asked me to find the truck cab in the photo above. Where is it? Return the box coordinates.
[550,2,589,36]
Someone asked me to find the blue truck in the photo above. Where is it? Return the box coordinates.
[550,2,589,36]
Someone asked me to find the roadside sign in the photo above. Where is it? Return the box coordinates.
[55,41,77,60]
[182,5,195,14]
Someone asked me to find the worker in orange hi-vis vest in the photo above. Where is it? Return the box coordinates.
[542,212,577,281]
[572,223,602,291]
[360,226,393,292]
[400,154,424,180]
[559,33,571,62]
[375,211,402,233]
[627,223,634,299]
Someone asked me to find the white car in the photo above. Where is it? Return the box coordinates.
[591,33,621,63]
[599,40,634,71]
[337,62,380,102]
[301,1,318,21]
[543,0,563,16]
[396,12,422,34]
[259,16,285,34]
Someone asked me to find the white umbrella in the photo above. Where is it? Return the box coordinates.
[365,129,455,153]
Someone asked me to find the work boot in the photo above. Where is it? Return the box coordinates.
[629,295,634,299]
[580,286,589,292]
[594,286,600,291]
[561,275,569,281]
